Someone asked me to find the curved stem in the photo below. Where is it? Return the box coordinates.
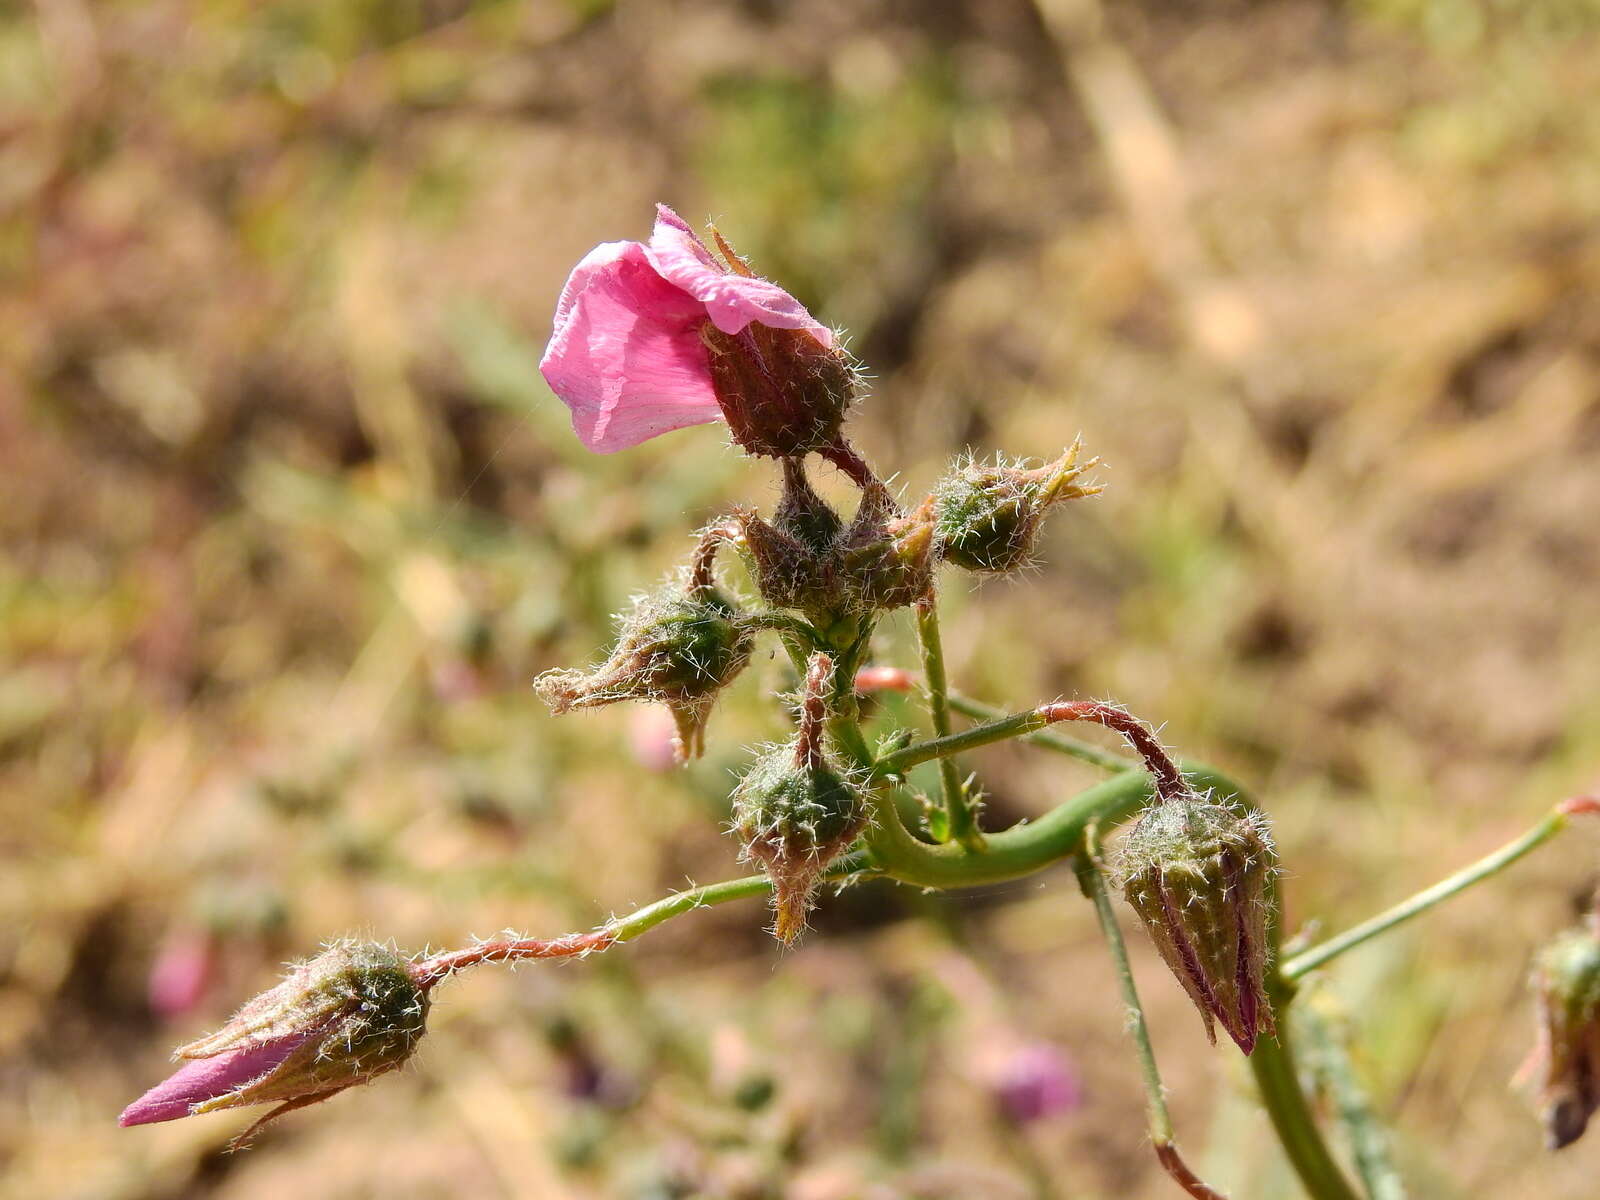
[415,853,877,989]
[950,692,1134,773]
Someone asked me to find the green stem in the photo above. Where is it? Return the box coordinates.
[872,705,1062,779]
[417,852,876,984]
[1076,824,1228,1200]
[1295,990,1407,1200]
[1075,827,1174,1143]
[1249,1010,1363,1200]
[859,766,1155,888]
[915,600,984,851]
[950,692,1134,773]
[1282,806,1570,981]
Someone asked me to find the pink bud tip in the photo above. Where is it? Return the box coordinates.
[1559,794,1600,817]
[853,667,916,694]
[118,1034,309,1127]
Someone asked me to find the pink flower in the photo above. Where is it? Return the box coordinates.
[539,206,854,457]
[119,1033,312,1126]
[991,1042,1083,1125]
[146,929,217,1022]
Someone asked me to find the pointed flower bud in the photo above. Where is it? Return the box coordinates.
[933,441,1101,574]
[120,940,428,1144]
[535,578,755,761]
[732,464,844,620]
[1525,925,1600,1148]
[1119,795,1277,1054]
[731,653,866,943]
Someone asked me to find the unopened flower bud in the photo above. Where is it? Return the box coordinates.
[839,492,937,612]
[1119,795,1277,1054]
[121,940,428,1144]
[731,654,865,943]
[1525,926,1600,1149]
[933,441,1101,574]
[535,581,754,761]
[703,322,857,459]
[734,507,838,616]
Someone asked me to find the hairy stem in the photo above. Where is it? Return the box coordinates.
[873,700,1183,800]
[949,692,1134,773]
[688,520,739,596]
[413,855,875,989]
[1076,824,1227,1199]
[1282,803,1581,981]
[915,598,984,851]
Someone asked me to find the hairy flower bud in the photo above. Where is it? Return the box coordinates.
[1119,796,1277,1054]
[839,492,937,612]
[737,457,847,614]
[121,940,428,1144]
[731,654,865,943]
[535,581,754,761]
[1525,926,1600,1149]
[702,321,858,459]
[933,441,1101,574]
[735,460,929,620]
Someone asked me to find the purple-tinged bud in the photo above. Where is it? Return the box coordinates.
[734,507,839,616]
[1118,795,1277,1054]
[731,654,865,943]
[1525,926,1600,1149]
[700,322,858,459]
[535,580,755,761]
[121,940,428,1144]
[933,441,1101,574]
[733,459,845,616]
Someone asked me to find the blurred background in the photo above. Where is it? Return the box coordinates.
[6,0,1600,1196]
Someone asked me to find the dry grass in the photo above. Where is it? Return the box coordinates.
[5,1,1600,1196]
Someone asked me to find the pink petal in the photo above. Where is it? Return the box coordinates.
[119,1033,309,1126]
[645,206,833,346]
[539,239,725,453]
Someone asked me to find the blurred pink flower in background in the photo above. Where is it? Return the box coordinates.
[989,1041,1083,1126]
[539,205,837,454]
[629,705,684,772]
[146,929,217,1023]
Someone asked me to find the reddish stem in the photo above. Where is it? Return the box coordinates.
[795,652,833,772]
[1036,700,1188,803]
[1155,1143,1230,1200]
[411,930,616,992]
[853,666,916,694]
[688,520,740,596]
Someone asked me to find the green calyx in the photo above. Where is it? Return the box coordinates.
[534,583,755,759]
[182,940,429,1116]
[732,742,866,944]
[1537,928,1600,1025]
[933,444,1099,574]
[1119,796,1277,1054]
